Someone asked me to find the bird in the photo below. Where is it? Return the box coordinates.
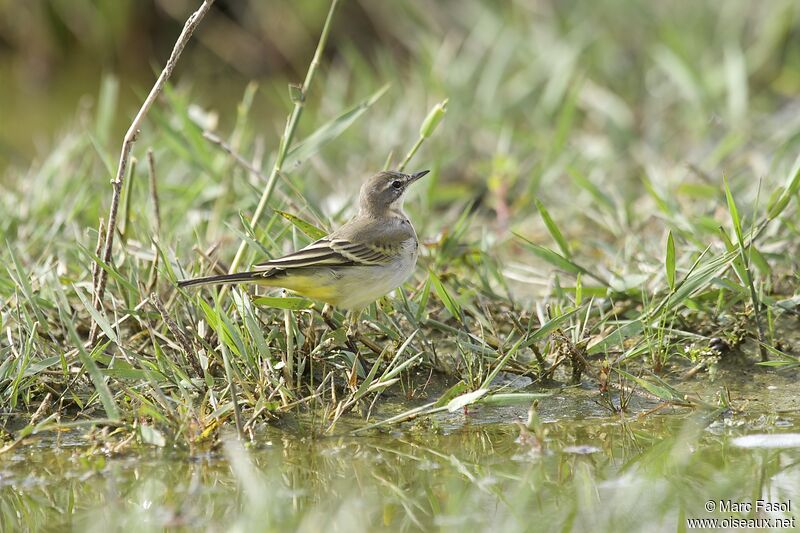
[178,170,429,311]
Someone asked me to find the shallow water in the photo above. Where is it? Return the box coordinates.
[2,367,800,532]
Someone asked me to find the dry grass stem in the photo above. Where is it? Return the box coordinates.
[91,0,216,330]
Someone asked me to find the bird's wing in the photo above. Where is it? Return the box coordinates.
[253,238,394,271]
[328,239,399,265]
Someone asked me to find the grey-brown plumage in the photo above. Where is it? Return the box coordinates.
[178,170,429,309]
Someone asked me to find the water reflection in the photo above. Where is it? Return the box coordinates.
[0,411,798,532]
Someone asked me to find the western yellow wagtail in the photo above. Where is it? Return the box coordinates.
[178,170,429,310]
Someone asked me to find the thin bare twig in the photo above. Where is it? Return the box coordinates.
[202,130,319,220]
[30,393,53,425]
[193,244,228,276]
[203,131,268,181]
[91,0,216,341]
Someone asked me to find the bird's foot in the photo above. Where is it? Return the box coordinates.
[318,303,339,332]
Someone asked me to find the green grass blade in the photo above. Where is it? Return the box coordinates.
[723,175,743,244]
[274,210,328,240]
[253,296,314,310]
[767,153,800,219]
[666,231,676,291]
[429,271,463,323]
[535,198,571,258]
[287,84,389,164]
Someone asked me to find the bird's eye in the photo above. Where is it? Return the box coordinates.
[391,180,402,189]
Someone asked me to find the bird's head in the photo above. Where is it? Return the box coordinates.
[358,170,429,217]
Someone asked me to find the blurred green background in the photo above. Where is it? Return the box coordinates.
[5,0,800,175]
[0,0,403,168]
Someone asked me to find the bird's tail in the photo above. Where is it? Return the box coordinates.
[177,271,263,289]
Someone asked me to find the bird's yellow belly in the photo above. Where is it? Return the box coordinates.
[256,275,339,303]
[257,244,417,309]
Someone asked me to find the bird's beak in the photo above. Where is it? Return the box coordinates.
[408,170,430,183]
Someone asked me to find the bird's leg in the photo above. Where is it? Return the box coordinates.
[345,309,361,354]
[320,303,337,330]
[316,305,382,355]
[345,309,362,389]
